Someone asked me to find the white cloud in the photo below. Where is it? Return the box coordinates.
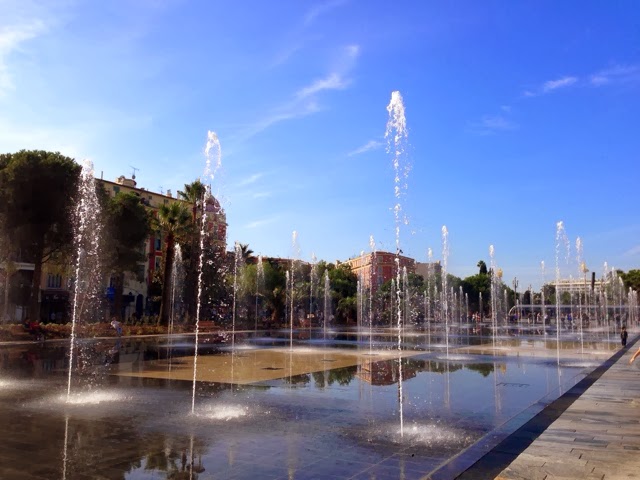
[590,64,640,86]
[0,20,47,94]
[624,245,640,257]
[348,139,384,157]
[252,192,272,199]
[304,0,347,26]
[246,217,278,229]
[524,75,579,97]
[469,114,518,135]
[542,76,578,93]
[239,44,359,140]
[237,173,263,187]
[241,100,322,140]
[296,73,350,99]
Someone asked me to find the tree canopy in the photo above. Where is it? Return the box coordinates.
[0,150,80,319]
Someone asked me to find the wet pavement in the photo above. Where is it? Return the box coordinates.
[0,327,629,479]
[458,334,640,480]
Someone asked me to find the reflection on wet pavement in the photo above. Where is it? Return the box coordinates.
[0,328,622,479]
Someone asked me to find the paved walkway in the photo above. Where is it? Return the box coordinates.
[457,335,640,480]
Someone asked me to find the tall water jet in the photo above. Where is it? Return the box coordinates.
[576,238,585,354]
[489,245,498,350]
[170,244,184,336]
[555,221,569,366]
[369,235,376,354]
[323,271,331,340]
[441,226,450,360]
[231,241,243,353]
[67,160,102,399]
[310,253,318,332]
[255,255,264,332]
[192,131,222,415]
[289,231,301,350]
[541,261,546,327]
[386,90,409,439]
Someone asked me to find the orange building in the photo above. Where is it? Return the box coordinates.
[342,251,415,293]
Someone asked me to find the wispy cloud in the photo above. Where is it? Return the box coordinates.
[304,0,348,26]
[524,76,578,97]
[469,114,518,136]
[240,44,359,140]
[296,73,350,99]
[542,76,578,93]
[237,173,263,187]
[590,64,640,86]
[296,44,359,99]
[0,20,47,94]
[624,245,640,257]
[252,191,272,199]
[246,217,278,229]
[241,100,322,140]
[348,139,384,157]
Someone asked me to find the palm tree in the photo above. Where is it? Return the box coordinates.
[156,202,192,326]
[238,243,255,264]
[177,180,207,319]
[177,180,206,222]
[477,260,488,275]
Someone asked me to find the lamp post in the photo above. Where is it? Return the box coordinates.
[580,261,589,328]
[513,278,519,325]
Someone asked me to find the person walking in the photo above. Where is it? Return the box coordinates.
[621,325,628,347]
[110,317,123,337]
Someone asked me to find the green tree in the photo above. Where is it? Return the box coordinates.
[262,260,287,325]
[328,263,357,324]
[618,270,640,295]
[177,179,207,319]
[101,189,152,320]
[0,150,80,320]
[238,243,255,263]
[156,202,193,326]
[462,273,491,314]
[477,260,488,275]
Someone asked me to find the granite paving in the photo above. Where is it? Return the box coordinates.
[456,335,640,480]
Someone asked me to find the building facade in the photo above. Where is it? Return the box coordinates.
[1,174,227,322]
[342,251,416,293]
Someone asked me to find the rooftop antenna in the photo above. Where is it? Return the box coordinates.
[129,166,139,180]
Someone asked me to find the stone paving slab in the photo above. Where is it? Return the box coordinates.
[456,335,640,479]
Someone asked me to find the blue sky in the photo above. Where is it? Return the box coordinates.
[2,0,639,288]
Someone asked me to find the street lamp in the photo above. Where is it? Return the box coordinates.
[580,262,589,325]
[513,278,519,323]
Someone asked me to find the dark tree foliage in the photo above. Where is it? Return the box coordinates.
[100,188,151,320]
[155,202,192,326]
[462,273,492,314]
[0,150,80,320]
[177,179,206,319]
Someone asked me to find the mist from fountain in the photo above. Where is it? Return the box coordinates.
[442,226,450,360]
[489,245,498,351]
[386,90,409,438]
[323,271,331,341]
[310,253,318,336]
[555,221,569,366]
[67,160,102,400]
[192,130,222,415]
[255,255,264,333]
[369,235,376,355]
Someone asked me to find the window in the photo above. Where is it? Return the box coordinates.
[113,186,120,194]
[155,236,161,251]
[47,274,62,288]
[155,256,162,270]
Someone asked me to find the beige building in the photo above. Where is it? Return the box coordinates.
[342,251,415,293]
[2,174,227,323]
